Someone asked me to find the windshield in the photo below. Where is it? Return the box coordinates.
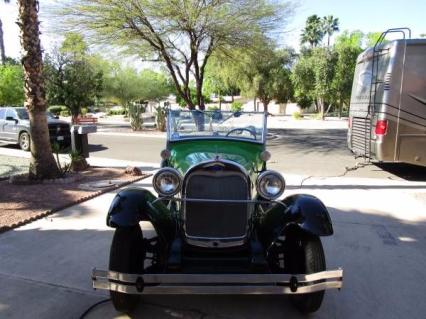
[167,110,267,143]
[16,109,56,120]
[16,108,29,120]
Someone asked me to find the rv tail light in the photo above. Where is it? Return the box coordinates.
[375,120,388,135]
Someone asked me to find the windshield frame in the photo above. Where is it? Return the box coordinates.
[166,110,268,145]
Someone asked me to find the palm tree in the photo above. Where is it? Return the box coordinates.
[322,15,339,48]
[0,0,10,64]
[11,0,60,179]
[300,15,324,48]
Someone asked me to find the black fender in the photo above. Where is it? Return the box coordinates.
[107,187,176,243]
[258,194,333,247]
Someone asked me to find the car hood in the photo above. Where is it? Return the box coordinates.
[168,139,264,175]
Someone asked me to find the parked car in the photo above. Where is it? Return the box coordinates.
[0,107,71,151]
[92,110,343,314]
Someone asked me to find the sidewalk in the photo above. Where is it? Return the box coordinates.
[0,146,160,176]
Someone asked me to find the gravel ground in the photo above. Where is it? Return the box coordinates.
[0,167,149,232]
[0,155,30,178]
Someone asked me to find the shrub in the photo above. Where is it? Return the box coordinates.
[48,105,67,115]
[230,101,243,112]
[107,109,126,115]
[207,105,219,111]
[128,104,146,131]
[81,107,88,116]
[60,109,70,117]
[155,105,167,132]
[292,111,303,120]
[313,112,323,120]
[295,95,313,109]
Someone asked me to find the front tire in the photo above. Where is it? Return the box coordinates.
[286,234,326,313]
[109,226,145,314]
[19,132,31,151]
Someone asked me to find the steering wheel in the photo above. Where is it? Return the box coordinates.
[225,127,257,139]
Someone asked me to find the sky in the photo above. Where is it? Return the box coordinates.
[0,0,425,60]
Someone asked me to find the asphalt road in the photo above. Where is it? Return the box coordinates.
[88,129,426,181]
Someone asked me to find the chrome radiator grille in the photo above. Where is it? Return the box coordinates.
[184,171,249,239]
[351,117,371,157]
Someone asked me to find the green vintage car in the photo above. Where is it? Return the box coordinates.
[92,110,343,314]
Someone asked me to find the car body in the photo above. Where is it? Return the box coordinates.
[92,110,343,314]
[0,107,71,151]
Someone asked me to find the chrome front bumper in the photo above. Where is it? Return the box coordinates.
[92,268,343,295]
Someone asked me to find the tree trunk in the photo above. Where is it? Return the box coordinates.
[260,98,270,113]
[253,96,257,112]
[19,0,60,179]
[319,98,325,120]
[0,18,6,65]
[338,98,343,119]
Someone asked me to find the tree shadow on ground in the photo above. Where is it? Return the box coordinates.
[88,144,109,152]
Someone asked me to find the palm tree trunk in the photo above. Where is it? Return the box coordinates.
[0,18,6,64]
[18,0,60,179]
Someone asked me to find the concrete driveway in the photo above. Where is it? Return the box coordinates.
[1,173,425,319]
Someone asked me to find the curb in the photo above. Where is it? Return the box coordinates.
[0,173,152,235]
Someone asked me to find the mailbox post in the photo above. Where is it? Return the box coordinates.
[71,125,97,158]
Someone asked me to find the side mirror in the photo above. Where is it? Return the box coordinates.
[6,116,18,124]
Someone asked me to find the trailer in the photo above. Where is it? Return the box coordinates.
[347,28,426,167]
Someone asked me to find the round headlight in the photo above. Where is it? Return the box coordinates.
[153,168,182,196]
[256,170,285,200]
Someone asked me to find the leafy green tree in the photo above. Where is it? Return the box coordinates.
[248,48,294,111]
[335,30,363,49]
[138,69,171,102]
[291,52,316,110]
[207,41,294,112]
[312,48,337,119]
[60,32,88,60]
[0,63,24,105]
[44,33,103,123]
[322,15,339,48]
[366,32,383,47]
[59,0,291,110]
[203,55,240,108]
[301,15,324,48]
[332,31,363,117]
[104,64,141,111]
